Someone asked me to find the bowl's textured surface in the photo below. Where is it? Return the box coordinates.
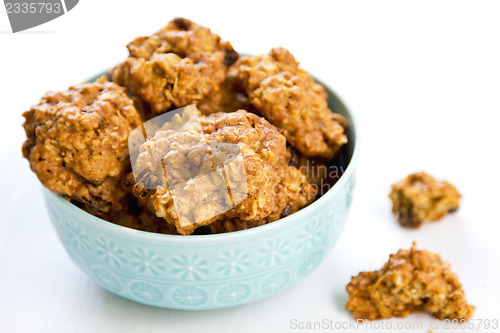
[42,79,358,310]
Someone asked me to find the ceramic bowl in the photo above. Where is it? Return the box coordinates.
[42,76,358,310]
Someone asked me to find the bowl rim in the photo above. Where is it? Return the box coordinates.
[44,78,360,243]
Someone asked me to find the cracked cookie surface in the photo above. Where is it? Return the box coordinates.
[346,243,474,320]
[389,172,461,228]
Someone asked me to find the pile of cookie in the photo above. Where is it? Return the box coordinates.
[22,18,349,236]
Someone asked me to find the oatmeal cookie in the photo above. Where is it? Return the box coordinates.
[206,164,316,234]
[389,172,461,228]
[346,243,474,320]
[22,77,142,214]
[131,106,316,234]
[110,17,238,114]
[228,47,347,159]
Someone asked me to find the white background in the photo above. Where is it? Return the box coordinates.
[1,1,499,332]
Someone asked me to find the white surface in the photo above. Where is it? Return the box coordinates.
[1,1,500,332]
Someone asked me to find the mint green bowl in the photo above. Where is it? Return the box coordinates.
[42,78,358,310]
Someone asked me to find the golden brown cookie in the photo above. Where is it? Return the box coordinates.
[389,172,461,228]
[346,243,474,320]
[22,77,142,214]
[228,47,347,159]
[110,17,238,114]
[131,106,316,235]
